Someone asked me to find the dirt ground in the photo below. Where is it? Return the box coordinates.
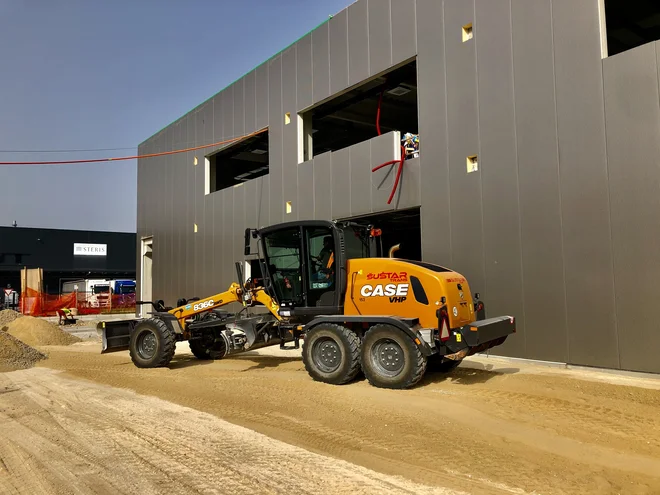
[3,342,660,495]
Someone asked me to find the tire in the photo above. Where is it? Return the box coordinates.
[302,324,361,385]
[189,333,228,360]
[361,324,427,389]
[427,354,462,373]
[129,318,177,368]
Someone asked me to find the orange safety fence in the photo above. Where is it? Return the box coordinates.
[19,288,136,317]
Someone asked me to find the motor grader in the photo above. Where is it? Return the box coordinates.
[99,220,515,389]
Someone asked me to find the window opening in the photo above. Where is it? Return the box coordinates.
[206,129,269,194]
[603,0,660,57]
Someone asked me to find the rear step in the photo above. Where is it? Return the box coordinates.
[98,319,138,353]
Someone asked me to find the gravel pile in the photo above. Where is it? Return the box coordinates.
[5,316,82,347]
[0,331,46,372]
[0,309,22,329]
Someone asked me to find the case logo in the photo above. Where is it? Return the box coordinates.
[360,283,409,299]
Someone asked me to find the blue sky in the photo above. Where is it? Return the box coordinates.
[0,0,352,232]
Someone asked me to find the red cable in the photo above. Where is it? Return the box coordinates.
[376,88,384,136]
[0,128,268,165]
[371,145,406,205]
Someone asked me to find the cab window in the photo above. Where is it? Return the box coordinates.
[262,228,303,304]
[306,227,336,306]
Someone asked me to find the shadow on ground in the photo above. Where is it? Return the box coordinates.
[419,363,520,387]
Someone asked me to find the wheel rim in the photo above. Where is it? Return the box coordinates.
[137,330,157,359]
[370,338,405,377]
[312,337,342,373]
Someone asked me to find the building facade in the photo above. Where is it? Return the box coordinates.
[137,0,660,374]
[0,226,136,294]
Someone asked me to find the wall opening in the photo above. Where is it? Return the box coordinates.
[342,207,422,261]
[299,59,418,161]
[603,0,660,57]
[206,129,269,194]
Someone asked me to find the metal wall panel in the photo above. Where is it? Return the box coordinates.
[330,9,349,96]
[282,46,299,219]
[474,0,526,357]
[296,34,313,111]
[313,152,332,220]
[221,188,234,289]
[512,0,567,363]
[257,175,270,229]
[330,149,350,219]
[552,0,618,368]
[185,120,195,298]
[444,0,485,294]
[368,0,392,76]
[255,64,269,130]
[222,84,234,141]
[268,55,284,225]
[394,156,421,210]
[347,0,370,87]
[233,80,245,139]
[211,190,223,294]
[312,21,330,104]
[173,120,185,299]
[244,70,257,134]
[211,94,223,154]
[349,141,372,217]
[604,43,660,373]
[370,131,397,213]
[391,0,417,65]
[166,129,176,303]
[297,161,315,220]
[416,0,451,265]
[232,183,246,267]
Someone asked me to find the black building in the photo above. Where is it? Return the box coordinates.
[0,226,136,294]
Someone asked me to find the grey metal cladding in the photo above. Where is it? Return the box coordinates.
[604,43,660,374]
[297,33,313,111]
[313,152,332,220]
[173,120,186,297]
[474,0,526,358]
[349,140,372,217]
[393,156,421,211]
[370,132,397,213]
[416,0,451,265]
[244,70,257,134]
[391,0,417,65]
[297,161,315,220]
[368,0,392,76]
[221,188,234,288]
[257,174,270,229]
[233,79,245,139]
[282,46,298,218]
[330,148,350,219]
[552,0,618,369]
[222,85,235,142]
[330,9,349,96]
[211,94,223,154]
[312,21,330,104]
[233,184,246,265]
[268,55,284,225]
[348,0,370,87]
[244,179,258,255]
[444,0,485,296]
[512,0,567,363]
[256,63,269,130]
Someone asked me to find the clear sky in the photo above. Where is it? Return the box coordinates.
[0,0,352,233]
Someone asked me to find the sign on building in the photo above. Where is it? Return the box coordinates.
[74,243,108,256]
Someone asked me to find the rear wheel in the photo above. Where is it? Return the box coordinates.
[129,318,176,368]
[189,333,228,360]
[302,324,361,385]
[361,324,427,389]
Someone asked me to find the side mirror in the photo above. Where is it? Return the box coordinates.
[474,292,480,300]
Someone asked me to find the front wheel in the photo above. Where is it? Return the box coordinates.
[129,318,177,368]
[361,324,427,389]
[302,324,361,385]
[189,333,228,360]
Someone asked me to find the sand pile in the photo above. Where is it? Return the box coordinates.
[0,309,22,329]
[0,331,46,372]
[5,316,82,347]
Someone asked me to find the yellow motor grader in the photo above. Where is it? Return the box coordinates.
[99,220,515,389]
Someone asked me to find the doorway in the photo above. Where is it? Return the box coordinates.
[141,237,153,317]
[344,207,421,260]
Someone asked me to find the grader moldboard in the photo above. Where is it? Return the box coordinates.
[99,220,515,389]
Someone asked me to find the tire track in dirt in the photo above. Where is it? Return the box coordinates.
[35,344,660,495]
[0,368,465,495]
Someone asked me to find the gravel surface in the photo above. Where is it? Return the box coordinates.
[5,316,82,346]
[0,309,22,329]
[0,332,46,372]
